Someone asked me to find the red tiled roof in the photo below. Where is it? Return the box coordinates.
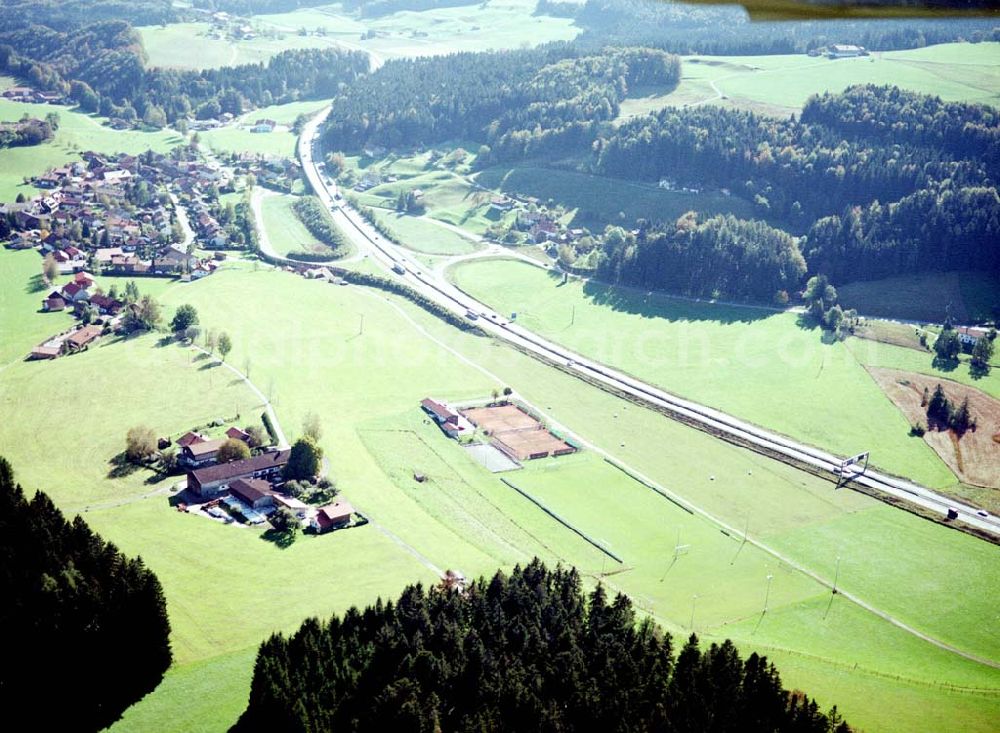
[177,431,206,448]
[189,450,290,488]
[316,501,354,528]
[421,398,457,422]
[184,438,227,458]
[229,478,273,505]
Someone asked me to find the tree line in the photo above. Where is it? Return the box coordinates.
[0,22,369,125]
[234,560,850,732]
[0,0,174,29]
[597,213,807,302]
[571,0,1000,56]
[0,456,172,732]
[0,114,56,147]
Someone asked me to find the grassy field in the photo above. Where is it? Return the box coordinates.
[200,125,297,158]
[0,100,183,202]
[139,22,332,70]
[449,258,1000,490]
[0,252,995,731]
[0,249,75,365]
[475,165,758,231]
[616,42,1000,121]
[258,0,579,61]
[259,192,334,257]
[140,0,579,70]
[354,169,497,234]
[369,208,482,255]
[839,271,1000,324]
[235,99,329,126]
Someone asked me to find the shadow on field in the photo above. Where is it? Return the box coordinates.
[261,528,296,549]
[580,278,775,325]
[199,361,221,371]
[932,355,959,373]
[26,274,47,293]
[107,452,143,479]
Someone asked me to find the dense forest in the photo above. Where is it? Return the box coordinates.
[572,0,1000,54]
[596,87,1000,281]
[321,45,679,151]
[0,26,369,125]
[598,214,808,301]
[0,0,174,29]
[0,456,172,732]
[235,561,850,732]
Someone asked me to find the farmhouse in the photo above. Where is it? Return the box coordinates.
[229,478,275,510]
[955,326,991,345]
[43,291,67,311]
[226,426,252,443]
[827,44,867,58]
[421,398,472,438]
[187,450,290,498]
[180,438,228,467]
[311,501,355,533]
[177,431,207,448]
[65,325,103,353]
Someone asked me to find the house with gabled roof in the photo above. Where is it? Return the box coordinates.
[187,450,291,498]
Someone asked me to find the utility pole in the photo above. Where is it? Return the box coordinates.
[832,555,841,595]
[690,594,698,630]
[570,304,575,326]
[359,313,365,336]
[764,574,774,613]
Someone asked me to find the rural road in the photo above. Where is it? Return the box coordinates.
[191,342,289,450]
[298,109,1000,539]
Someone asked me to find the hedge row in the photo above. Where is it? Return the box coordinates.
[342,270,485,334]
[293,195,348,255]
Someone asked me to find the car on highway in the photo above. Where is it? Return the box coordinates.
[978,510,990,518]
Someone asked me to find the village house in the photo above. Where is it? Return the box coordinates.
[65,324,103,353]
[229,478,275,510]
[311,501,355,533]
[955,326,991,345]
[60,281,91,304]
[226,426,252,444]
[250,119,277,133]
[827,44,867,58]
[43,291,67,312]
[421,398,472,438]
[177,431,207,448]
[187,450,291,498]
[180,438,228,468]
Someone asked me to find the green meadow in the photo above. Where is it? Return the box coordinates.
[139,22,332,70]
[0,247,996,732]
[200,125,297,158]
[449,258,1000,489]
[616,42,1000,121]
[474,165,759,231]
[369,207,482,255]
[140,0,579,70]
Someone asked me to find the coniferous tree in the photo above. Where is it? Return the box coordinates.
[234,560,849,733]
[0,457,171,732]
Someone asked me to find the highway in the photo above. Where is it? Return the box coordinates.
[298,108,1000,539]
